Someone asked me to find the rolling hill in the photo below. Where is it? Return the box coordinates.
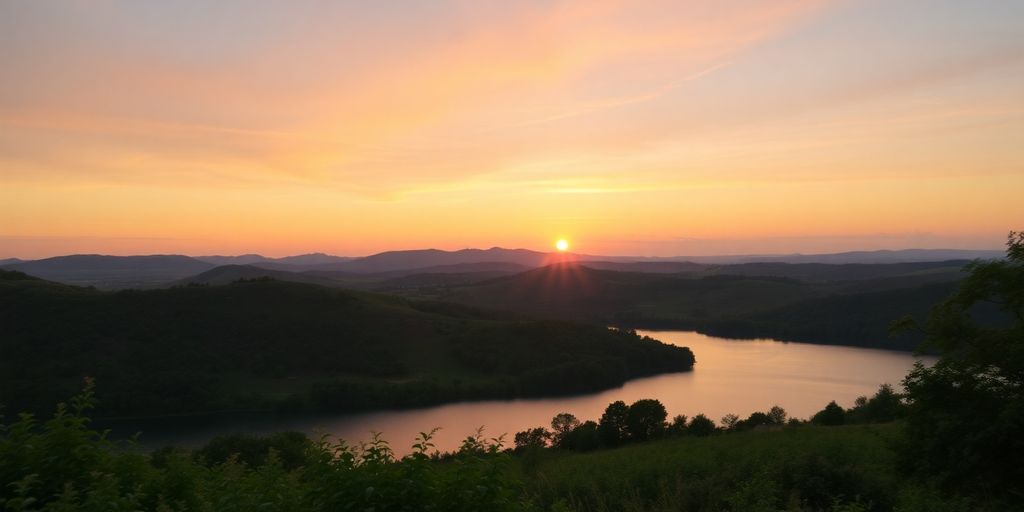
[177,262,531,293]
[2,247,996,288]
[304,247,557,272]
[176,264,343,287]
[439,263,822,322]
[0,269,694,417]
[0,254,215,288]
[437,261,968,350]
[195,253,354,268]
[177,259,972,351]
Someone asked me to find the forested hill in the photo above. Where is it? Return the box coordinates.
[438,262,969,350]
[0,270,693,417]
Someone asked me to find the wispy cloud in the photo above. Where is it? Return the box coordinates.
[2,0,1022,257]
[488,61,732,131]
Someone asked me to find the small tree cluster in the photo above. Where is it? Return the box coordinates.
[516,398,726,453]
[720,405,789,431]
[805,384,909,427]
[597,399,669,446]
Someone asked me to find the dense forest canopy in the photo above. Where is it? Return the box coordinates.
[437,262,972,350]
[0,272,693,416]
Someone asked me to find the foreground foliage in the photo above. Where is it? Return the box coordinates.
[898,232,1024,500]
[3,386,1009,512]
[0,382,522,511]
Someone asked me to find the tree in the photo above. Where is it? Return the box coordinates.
[810,401,846,426]
[720,413,739,430]
[687,414,716,436]
[560,421,600,451]
[898,231,1024,498]
[597,400,629,446]
[731,406,786,430]
[625,399,667,441]
[735,411,774,430]
[847,384,903,423]
[667,414,688,436]
[513,427,551,451]
[550,413,581,448]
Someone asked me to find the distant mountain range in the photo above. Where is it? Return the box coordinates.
[0,247,1002,288]
[684,249,1005,265]
[195,252,353,267]
[0,254,215,287]
[3,246,1003,364]
[308,248,556,273]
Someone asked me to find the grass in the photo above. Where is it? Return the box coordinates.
[515,424,910,512]
[1,385,993,512]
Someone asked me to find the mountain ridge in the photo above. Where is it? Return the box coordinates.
[1,248,1001,289]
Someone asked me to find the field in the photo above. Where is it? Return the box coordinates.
[518,424,908,511]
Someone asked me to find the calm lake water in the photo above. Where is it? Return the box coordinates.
[106,331,936,455]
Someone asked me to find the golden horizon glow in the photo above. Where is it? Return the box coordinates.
[1,1,1022,258]
[556,239,570,252]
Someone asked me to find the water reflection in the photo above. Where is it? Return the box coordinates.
[111,331,936,455]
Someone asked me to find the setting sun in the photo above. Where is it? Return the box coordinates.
[0,3,1020,502]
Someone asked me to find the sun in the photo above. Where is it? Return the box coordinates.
[555,239,570,252]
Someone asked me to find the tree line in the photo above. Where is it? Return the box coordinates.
[513,383,906,454]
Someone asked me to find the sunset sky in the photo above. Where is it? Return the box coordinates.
[2,0,1022,258]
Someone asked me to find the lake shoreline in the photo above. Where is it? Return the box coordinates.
[93,368,695,424]
[94,330,936,454]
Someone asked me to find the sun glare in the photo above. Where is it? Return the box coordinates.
[555,239,569,252]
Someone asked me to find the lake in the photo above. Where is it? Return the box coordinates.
[106,330,936,455]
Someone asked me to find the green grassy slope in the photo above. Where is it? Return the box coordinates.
[517,424,928,511]
[0,270,693,417]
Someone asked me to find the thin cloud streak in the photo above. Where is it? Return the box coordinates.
[1,0,1022,257]
[488,61,732,131]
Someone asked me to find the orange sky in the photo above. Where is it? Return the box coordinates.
[2,0,1022,258]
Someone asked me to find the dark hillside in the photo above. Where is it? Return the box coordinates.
[702,260,968,282]
[441,263,827,324]
[440,262,967,350]
[177,264,341,287]
[694,282,961,350]
[0,270,693,417]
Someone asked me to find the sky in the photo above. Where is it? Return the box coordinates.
[1,0,1022,258]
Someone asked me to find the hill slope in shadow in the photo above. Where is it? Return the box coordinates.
[0,270,693,417]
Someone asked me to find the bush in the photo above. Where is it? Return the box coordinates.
[812,401,847,426]
[687,414,717,436]
[0,384,523,512]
